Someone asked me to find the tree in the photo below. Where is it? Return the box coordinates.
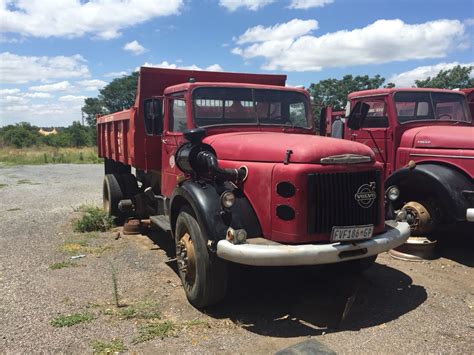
[0,122,39,148]
[81,71,139,127]
[308,74,386,116]
[64,121,92,147]
[82,98,107,127]
[415,65,474,89]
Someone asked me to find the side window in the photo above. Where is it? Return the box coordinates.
[144,99,163,135]
[361,100,388,128]
[169,98,187,132]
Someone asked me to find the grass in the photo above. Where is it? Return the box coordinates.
[0,183,7,189]
[132,321,175,344]
[6,207,21,212]
[91,339,126,354]
[50,312,93,327]
[17,179,40,185]
[74,206,115,233]
[59,232,110,256]
[115,300,161,320]
[0,146,102,165]
[49,261,78,270]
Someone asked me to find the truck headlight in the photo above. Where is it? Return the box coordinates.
[220,191,235,209]
[386,186,400,201]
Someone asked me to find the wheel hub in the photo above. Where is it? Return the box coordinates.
[402,201,433,236]
[177,233,196,287]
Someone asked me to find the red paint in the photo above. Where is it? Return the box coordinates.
[323,88,474,180]
[98,67,387,244]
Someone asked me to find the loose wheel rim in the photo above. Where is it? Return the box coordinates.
[177,233,196,290]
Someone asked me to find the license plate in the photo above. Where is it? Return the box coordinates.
[331,225,374,242]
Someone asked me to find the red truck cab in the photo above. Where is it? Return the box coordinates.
[98,68,409,307]
[322,88,474,237]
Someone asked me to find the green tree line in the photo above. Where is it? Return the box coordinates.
[0,122,95,148]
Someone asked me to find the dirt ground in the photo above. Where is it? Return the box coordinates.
[0,164,473,354]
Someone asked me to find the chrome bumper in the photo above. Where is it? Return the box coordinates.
[216,222,410,266]
[467,208,474,222]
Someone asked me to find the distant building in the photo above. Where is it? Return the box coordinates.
[38,128,58,136]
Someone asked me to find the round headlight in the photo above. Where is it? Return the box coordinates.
[386,186,400,201]
[220,191,235,209]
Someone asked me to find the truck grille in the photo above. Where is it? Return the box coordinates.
[307,170,380,234]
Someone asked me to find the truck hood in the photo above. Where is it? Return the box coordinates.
[203,132,375,163]
[403,126,474,149]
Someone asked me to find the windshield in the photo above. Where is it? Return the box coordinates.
[394,91,471,124]
[192,87,311,128]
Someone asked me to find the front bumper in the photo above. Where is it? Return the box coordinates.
[467,208,474,222]
[216,222,410,266]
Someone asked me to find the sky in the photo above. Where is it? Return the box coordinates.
[0,0,473,127]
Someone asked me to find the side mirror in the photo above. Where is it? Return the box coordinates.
[347,101,369,130]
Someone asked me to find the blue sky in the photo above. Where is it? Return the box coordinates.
[1,0,473,127]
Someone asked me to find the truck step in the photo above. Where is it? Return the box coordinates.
[150,215,171,232]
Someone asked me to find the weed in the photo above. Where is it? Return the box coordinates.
[119,300,161,320]
[17,179,31,184]
[74,206,114,233]
[91,339,126,354]
[132,321,175,344]
[0,183,7,189]
[49,261,77,270]
[50,312,93,327]
[6,207,21,211]
[184,318,211,328]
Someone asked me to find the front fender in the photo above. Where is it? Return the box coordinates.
[170,180,262,242]
[386,164,474,222]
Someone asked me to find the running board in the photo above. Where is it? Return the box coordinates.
[150,215,171,232]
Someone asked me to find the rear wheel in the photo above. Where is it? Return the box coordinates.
[103,174,124,220]
[175,206,228,308]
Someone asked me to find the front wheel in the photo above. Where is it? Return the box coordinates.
[175,206,228,308]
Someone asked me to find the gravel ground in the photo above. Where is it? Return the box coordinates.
[0,164,473,354]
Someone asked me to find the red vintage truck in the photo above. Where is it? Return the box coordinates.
[97,67,409,307]
[321,88,474,239]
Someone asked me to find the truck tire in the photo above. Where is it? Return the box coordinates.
[175,206,228,308]
[103,174,124,219]
[120,173,139,199]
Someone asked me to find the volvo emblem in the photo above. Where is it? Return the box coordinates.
[354,182,377,208]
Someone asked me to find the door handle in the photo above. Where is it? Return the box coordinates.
[162,138,169,144]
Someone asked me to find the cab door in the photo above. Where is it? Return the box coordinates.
[161,94,188,197]
[349,99,390,168]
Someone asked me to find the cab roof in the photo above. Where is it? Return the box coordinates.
[163,82,309,95]
[348,87,465,99]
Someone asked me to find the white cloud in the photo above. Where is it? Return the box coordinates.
[123,40,147,55]
[235,19,318,44]
[0,0,183,40]
[24,92,52,98]
[29,81,73,92]
[0,88,21,95]
[59,95,87,102]
[219,0,274,11]
[141,61,223,72]
[0,52,89,84]
[77,79,107,91]
[232,18,467,71]
[288,0,334,9]
[389,62,474,87]
[104,71,128,78]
